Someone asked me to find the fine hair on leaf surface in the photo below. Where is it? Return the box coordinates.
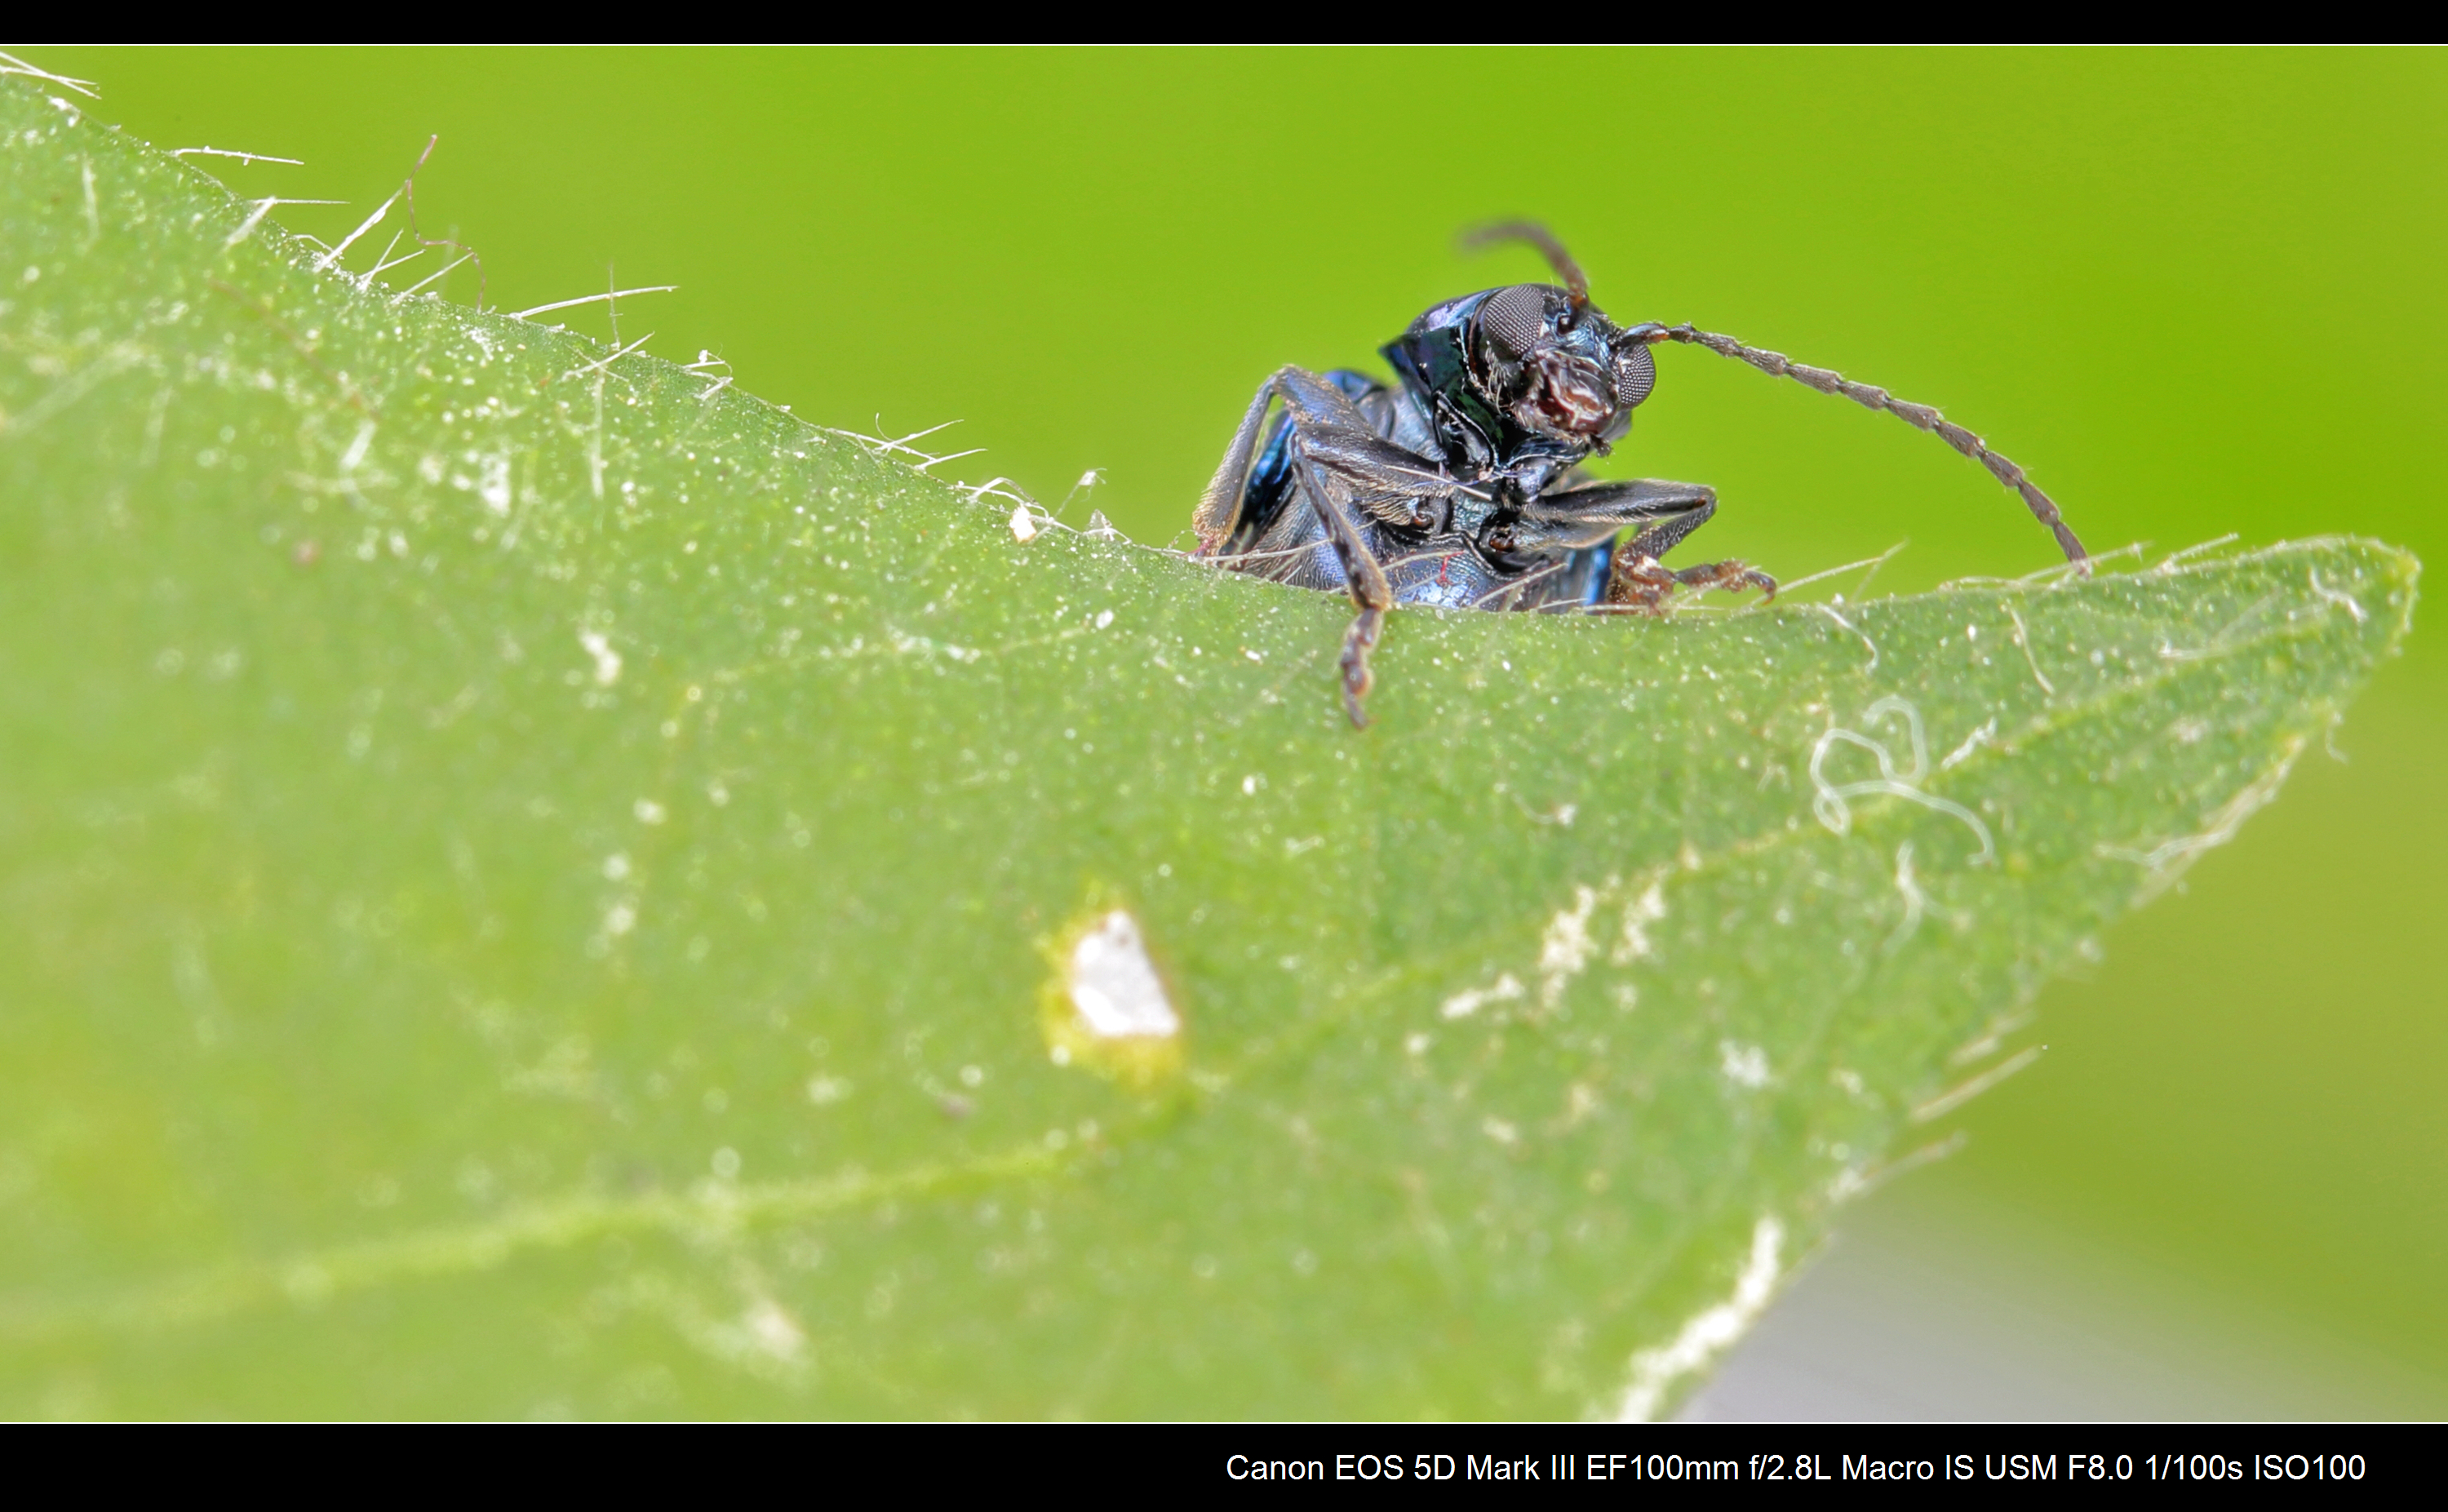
[0,79,2419,1417]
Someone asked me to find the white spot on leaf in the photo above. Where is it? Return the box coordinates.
[478,453,511,515]
[1938,717,1998,772]
[1066,911,1179,1039]
[578,630,622,686]
[1440,973,1524,1020]
[745,1299,804,1360]
[1538,886,1599,1006]
[1615,882,1667,964]
[1718,1040,1771,1089]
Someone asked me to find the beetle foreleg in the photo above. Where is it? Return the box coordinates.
[1511,477,1722,554]
[1630,557,1777,603]
[1198,366,1475,725]
[1285,446,1401,728]
[1198,366,1502,723]
[1608,554,1778,613]
[1597,492,1776,612]
[1338,604,1387,726]
[1615,489,1717,561]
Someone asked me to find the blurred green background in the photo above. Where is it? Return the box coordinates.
[18,46,2445,1412]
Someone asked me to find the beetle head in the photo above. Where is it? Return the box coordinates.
[1458,224,1656,453]
[1468,283,1656,450]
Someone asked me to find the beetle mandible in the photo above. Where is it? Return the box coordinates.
[1191,222,2087,727]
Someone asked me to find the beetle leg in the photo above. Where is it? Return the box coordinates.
[1678,560,1779,598]
[1289,419,1485,725]
[1339,605,1388,725]
[1612,555,1779,613]
[1285,445,1402,728]
[1195,366,1434,552]
[1199,366,1470,725]
[1509,477,1723,554]
[1558,488,1776,612]
[1193,372,1293,551]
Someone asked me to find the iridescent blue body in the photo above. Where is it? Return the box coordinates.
[1210,288,1630,614]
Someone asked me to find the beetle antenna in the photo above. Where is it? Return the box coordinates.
[1643,323,2087,567]
[1461,221,1589,317]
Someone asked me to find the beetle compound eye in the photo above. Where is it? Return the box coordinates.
[1614,344,1656,408]
[1478,285,1550,360]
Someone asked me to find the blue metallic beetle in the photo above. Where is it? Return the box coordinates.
[1192,224,2087,726]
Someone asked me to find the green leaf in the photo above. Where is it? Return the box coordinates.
[0,80,2418,1418]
